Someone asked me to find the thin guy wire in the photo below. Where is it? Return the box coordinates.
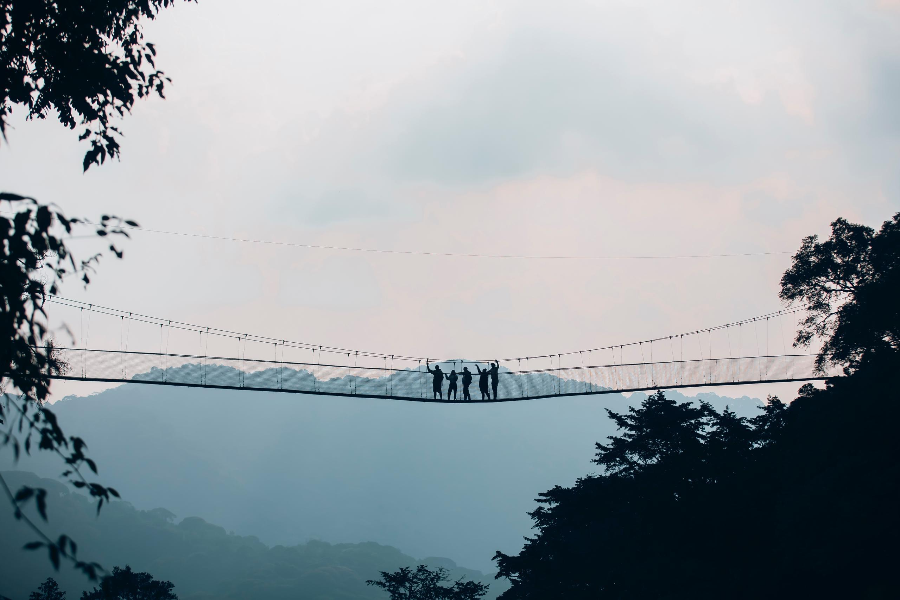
[94,220,794,262]
[45,295,802,366]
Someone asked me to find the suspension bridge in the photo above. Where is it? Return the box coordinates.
[41,296,834,403]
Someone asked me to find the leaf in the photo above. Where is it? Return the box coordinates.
[48,544,60,570]
[75,561,102,581]
[14,486,34,503]
[0,192,34,202]
[23,542,43,551]
[36,489,48,521]
[83,147,101,171]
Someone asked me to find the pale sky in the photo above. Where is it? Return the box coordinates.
[3,0,899,400]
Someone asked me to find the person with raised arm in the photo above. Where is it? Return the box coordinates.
[489,361,500,400]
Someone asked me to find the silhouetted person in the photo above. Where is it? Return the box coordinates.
[476,364,490,400]
[426,360,444,400]
[489,361,500,399]
[447,369,459,400]
[461,367,473,401]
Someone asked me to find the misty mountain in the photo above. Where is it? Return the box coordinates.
[2,380,764,571]
[1,471,502,600]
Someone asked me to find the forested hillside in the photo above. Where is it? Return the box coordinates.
[1,471,504,600]
[1,385,761,571]
[495,363,900,598]
[495,214,900,599]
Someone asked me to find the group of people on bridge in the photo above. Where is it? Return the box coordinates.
[426,360,499,400]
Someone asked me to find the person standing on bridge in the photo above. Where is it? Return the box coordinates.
[426,360,445,400]
[489,361,500,400]
[447,369,459,400]
[461,366,473,401]
[476,364,490,400]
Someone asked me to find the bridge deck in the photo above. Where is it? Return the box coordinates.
[48,347,833,402]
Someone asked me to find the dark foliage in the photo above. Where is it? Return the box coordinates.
[0,0,192,170]
[2,0,186,581]
[30,578,66,600]
[0,478,504,600]
[368,565,490,600]
[494,372,900,599]
[1,194,131,579]
[780,212,900,373]
[494,213,900,599]
[1,194,132,406]
[80,566,176,600]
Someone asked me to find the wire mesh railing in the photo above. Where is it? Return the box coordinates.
[47,347,833,402]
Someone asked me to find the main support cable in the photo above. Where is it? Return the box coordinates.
[45,294,803,367]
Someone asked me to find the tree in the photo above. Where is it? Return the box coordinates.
[29,578,66,600]
[593,390,714,478]
[80,566,177,600]
[495,391,729,599]
[748,394,787,448]
[367,565,489,600]
[1,0,193,170]
[779,213,900,373]
[495,214,900,599]
[1,194,128,578]
[1,0,187,581]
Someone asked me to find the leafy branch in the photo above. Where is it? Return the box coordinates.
[0,0,195,170]
[0,471,104,580]
[2,194,134,581]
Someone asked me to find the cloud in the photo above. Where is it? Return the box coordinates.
[302,190,401,226]
[273,0,885,191]
[279,255,384,311]
[693,48,816,124]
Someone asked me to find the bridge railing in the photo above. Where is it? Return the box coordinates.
[48,347,832,400]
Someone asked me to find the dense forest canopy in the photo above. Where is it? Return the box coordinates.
[493,214,900,599]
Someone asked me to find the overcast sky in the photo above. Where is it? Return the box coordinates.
[3,0,899,400]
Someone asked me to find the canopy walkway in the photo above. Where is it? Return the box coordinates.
[49,346,829,403]
[36,296,834,402]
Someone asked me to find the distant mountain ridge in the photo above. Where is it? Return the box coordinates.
[2,382,765,570]
[1,471,504,600]
[105,358,626,399]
